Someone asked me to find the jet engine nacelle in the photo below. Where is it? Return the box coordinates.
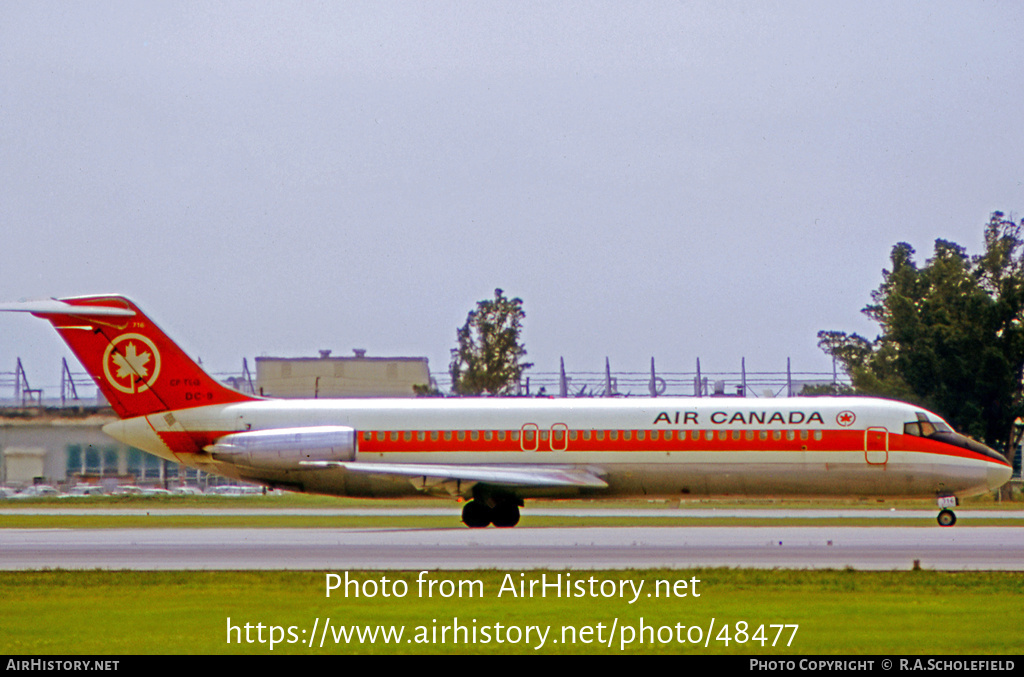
[206,425,357,469]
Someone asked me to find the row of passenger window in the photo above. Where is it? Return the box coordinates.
[359,429,827,443]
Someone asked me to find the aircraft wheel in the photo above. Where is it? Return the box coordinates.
[937,509,957,527]
[491,502,521,528]
[462,501,492,528]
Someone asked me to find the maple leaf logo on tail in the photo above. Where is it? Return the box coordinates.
[113,342,151,381]
[102,333,162,394]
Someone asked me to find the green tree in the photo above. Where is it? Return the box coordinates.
[449,289,533,396]
[821,211,1024,456]
[816,330,873,378]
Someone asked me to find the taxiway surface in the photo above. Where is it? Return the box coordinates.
[2,525,1022,570]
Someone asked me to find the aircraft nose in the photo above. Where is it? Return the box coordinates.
[988,462,1012,491]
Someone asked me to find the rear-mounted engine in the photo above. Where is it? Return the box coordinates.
[205,425,357,469]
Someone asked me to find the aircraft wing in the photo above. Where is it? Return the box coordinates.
[301,461,608,489]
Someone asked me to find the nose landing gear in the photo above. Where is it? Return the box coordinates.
[936,496,958,527]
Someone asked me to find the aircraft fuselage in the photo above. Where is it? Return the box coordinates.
[102,396,1010,501]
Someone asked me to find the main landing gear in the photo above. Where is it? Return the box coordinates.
[936,496,958,527]
[461,496,522,528]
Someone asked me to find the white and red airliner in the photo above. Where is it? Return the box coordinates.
[1,295,1012,527]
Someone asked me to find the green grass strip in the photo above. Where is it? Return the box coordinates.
[1,569,1021,654]
[1,491,1021,509]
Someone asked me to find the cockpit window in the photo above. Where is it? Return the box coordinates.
[904,411,1005,463]
[905,412,952,437]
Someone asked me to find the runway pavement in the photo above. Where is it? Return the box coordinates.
[2,524,1022,571]
[3,507,1024,518]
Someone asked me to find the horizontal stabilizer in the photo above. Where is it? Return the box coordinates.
[0,299,136,317]
[300,461,609,489]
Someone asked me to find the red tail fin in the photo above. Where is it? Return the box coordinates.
[17,295,256,419]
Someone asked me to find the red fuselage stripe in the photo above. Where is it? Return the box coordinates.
[160,428,1008,466]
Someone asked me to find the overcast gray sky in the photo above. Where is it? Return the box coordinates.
[2,1,1023,394]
